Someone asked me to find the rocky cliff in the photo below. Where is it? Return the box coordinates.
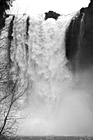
[65,0,93,72]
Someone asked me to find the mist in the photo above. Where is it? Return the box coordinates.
[17,67,93,136]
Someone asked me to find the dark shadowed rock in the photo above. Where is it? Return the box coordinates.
[65,0,93,72]
[77,0,93,70]
[44,11,60,20]
[65,10,84,71]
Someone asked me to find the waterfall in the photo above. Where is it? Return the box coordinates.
[76,12,85,71]
[9,13,74,110]
[1,10,93,136]
[4,13,74,135]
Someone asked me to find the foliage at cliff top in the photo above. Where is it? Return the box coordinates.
[0,0,15,16]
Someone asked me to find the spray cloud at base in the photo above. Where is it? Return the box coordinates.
[17,69,93,136]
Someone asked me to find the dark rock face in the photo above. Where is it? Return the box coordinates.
[78,0,93,69]
[0,17,5,34]
[44,11,60,20]
[65,11,84,71]
[65,0,93,72]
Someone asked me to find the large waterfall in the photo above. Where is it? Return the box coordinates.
[8,13,74,109]
[0,8,93,136]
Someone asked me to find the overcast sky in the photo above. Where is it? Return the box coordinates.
[12,0,90,15]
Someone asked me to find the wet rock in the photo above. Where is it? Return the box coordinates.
[65,0,93,72]
[44,11,60,20]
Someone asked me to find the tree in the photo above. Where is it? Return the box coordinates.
[0,0,15,16]
[0,3,28,138]
[0,0,15,34]
[0,80,18,137]
[0,79,28,138]
[0,17,28,135]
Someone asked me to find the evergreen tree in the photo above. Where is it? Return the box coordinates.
[0,0,14,16]
[0,0,15,32]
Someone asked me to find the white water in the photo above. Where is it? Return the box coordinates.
[9,13,93,136]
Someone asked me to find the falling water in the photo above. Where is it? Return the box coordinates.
[10,14,73,108]
[1,11,93,137]
[9,13,74,135]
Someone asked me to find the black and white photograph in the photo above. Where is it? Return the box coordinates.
[0,0,93,140]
